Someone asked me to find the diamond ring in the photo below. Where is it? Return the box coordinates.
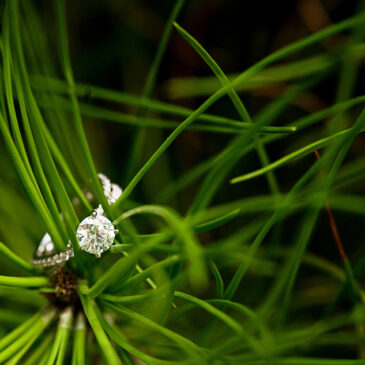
[32,173,122,267]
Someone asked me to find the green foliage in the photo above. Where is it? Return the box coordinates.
[1,0,365,364]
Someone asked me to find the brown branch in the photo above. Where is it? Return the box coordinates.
[314,150,347,260]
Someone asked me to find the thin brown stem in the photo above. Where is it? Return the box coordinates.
[314,150,347,260]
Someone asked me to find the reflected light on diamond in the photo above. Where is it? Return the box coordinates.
[76,214,115,256]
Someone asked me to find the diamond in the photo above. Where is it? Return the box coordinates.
[35,233,56,258]
[98,173,111,194]
[76,213,115,257]
[110,184,122,204]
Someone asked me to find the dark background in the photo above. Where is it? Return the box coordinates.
[22,0,365,282]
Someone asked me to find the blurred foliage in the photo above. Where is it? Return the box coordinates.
[1,0,365,364]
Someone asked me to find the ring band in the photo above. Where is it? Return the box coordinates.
[32,241,74,267]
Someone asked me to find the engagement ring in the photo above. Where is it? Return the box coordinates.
[32,173,122,267]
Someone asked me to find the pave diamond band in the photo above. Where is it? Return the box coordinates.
[32,173,122,268]
[98,173,122,205]
[33,242,74,267]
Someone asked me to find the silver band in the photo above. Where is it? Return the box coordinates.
[32,242,74,267]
